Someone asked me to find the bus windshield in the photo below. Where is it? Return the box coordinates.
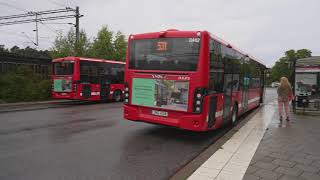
[53,61,74,75]
[129,37,200,71]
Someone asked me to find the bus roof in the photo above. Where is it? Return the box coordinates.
[52,56,125,64]
[208,33,265,66]
[130,29,265,67]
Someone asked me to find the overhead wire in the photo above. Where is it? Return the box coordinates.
[0,8,76,26]
[39,20,61,35]
[0,5,79,49]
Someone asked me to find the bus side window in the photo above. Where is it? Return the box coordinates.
[80,61,90,82]
[231,56,241,91]
[209,39,224,93]
[248,61,261,89]
[210,72,224,93]
[100,63,111,84]
[90,62,99,84]
[109,64,124,84]
[119,65,125,83]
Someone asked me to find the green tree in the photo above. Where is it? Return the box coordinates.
[113,31,127,61]
[51,28,90,58]
[285,49,296,62]
[296,49,312,59]
[270,57,290,82]
[50,31,73,58]
[89,26,114,59]
[10,45,21,54]
[1,45,50,58]
[270,49,312,83]
[76,29,91,57]
[0,45,9,53]
[51,26,127,61]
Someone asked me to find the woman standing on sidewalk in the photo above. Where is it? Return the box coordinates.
[277,77,293,121]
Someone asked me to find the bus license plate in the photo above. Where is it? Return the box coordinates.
[151,110,168,117]
[61,93,67,96]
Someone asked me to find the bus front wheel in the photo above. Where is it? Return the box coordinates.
[113,90,122,102]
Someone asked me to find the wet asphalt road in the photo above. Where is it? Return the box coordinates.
[0,88,276,180]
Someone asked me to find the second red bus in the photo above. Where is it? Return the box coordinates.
[52,56,125,102]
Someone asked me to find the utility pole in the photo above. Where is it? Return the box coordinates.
[75,6,80,54]
[0,7,82,47]
[34,13,39,46]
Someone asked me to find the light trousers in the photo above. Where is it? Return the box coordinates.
[278,99,290,119]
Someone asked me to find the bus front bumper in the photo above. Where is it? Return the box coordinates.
[52,92,74,99]
[123,105,208,131]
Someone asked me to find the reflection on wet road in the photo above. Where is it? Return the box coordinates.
[0,102,228,180]
[0,88,276,180]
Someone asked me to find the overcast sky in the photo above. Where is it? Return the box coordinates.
[0,0,319,66]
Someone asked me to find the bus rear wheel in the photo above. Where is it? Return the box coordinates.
[113,90,122,102]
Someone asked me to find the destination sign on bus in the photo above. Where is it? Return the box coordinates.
[156,41,168,51]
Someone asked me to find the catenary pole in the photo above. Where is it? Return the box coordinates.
[75,6,80,54]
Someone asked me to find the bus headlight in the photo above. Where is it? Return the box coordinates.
[124,83,130,104]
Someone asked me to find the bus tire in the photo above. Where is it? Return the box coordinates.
[113,90,122,102]
[231,104,238,125]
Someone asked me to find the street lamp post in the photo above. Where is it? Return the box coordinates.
[292,59,296,113]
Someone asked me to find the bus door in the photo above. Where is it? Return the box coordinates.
[260,69,266,103]
[100,83,108,101]
[98,65,111,101]
[99,76,110,101]
[242,77,249,110]
[242,59,250,111]
[223,73,233,120]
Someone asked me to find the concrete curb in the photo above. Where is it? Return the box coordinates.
[0,100,78,113]
[170,105,262,180]
[0,100,73,108]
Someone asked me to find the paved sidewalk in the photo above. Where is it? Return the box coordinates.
[188,103,274,180]
[187,99,320,180]
[243,103,320,180]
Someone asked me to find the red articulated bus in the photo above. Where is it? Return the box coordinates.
[52,56,125,102]
[123,29,266,132]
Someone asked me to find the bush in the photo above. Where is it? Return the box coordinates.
[0,66,52,103]
[37,80,52,100]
